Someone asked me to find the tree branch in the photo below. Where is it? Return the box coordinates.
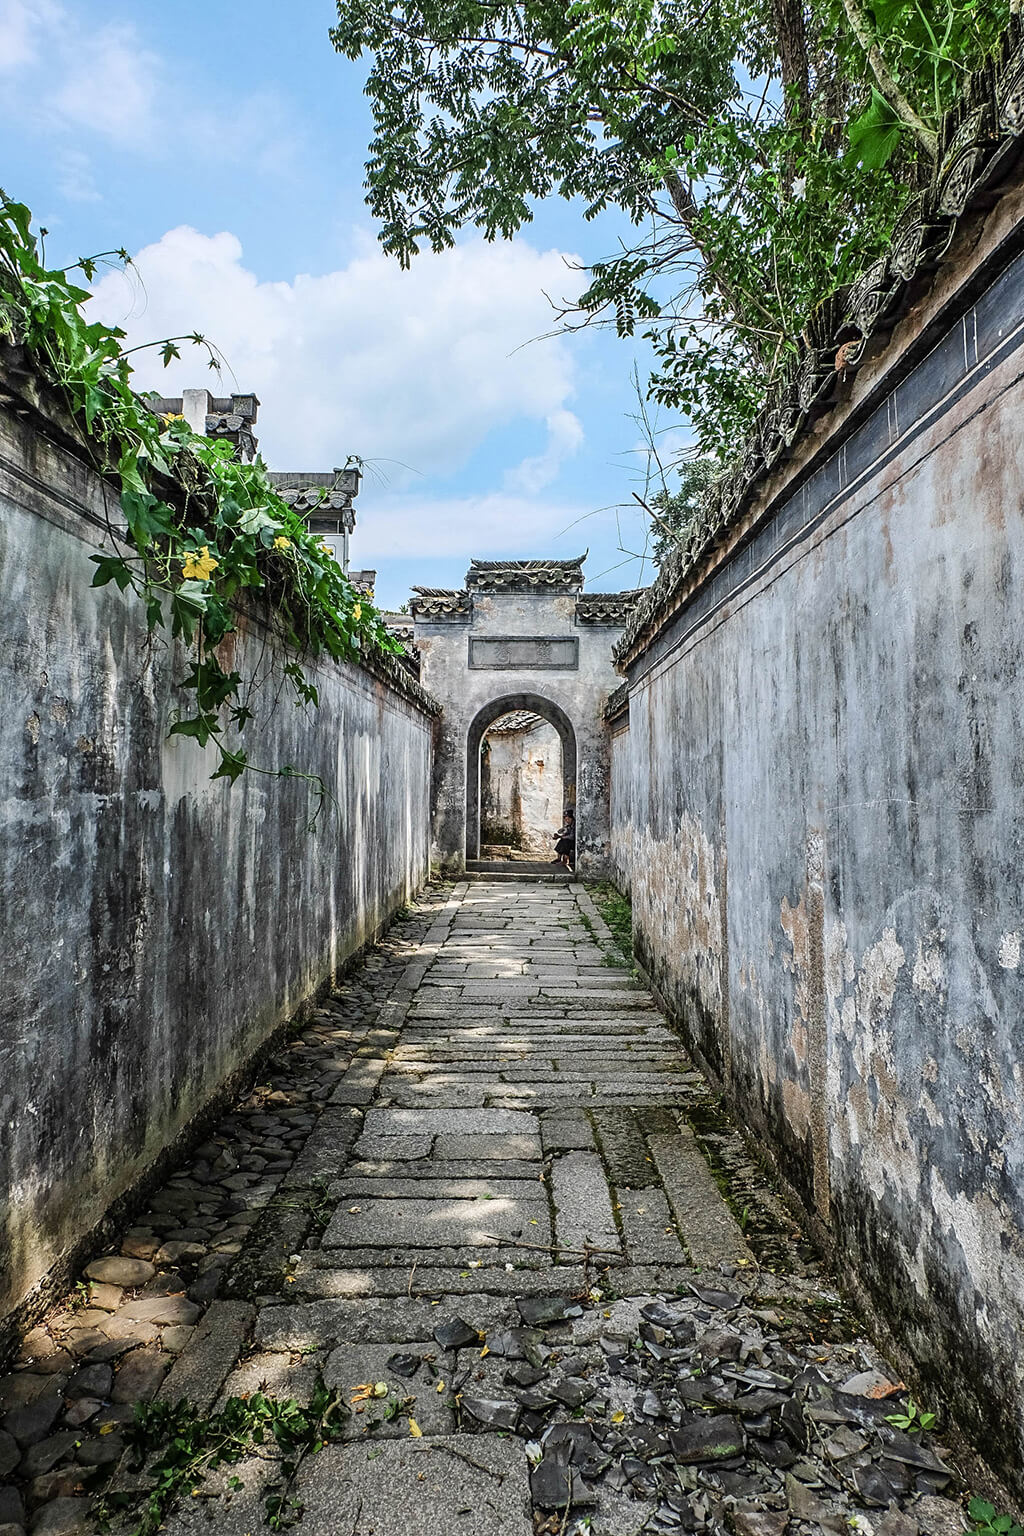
[662,168,778,338]
[839,0,938,156]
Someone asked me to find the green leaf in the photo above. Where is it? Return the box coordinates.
[212,749,248,784]
[175,579,211,610]
[847,89,905,170]
[117,445,148,496]
[168,713,220,747]
[90,554,133,591]
[237,504,279,535]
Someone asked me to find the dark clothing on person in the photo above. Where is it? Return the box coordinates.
[554,811,576,868]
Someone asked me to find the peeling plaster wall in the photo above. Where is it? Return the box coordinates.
[615,239,1024,1484]
[481,719,563,852]
[0,403,434,1326]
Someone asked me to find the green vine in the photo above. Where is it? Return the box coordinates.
[0,194,400,798]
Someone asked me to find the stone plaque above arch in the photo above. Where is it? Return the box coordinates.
[469,635,579,670]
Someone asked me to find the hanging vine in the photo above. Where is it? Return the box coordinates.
[0,194,400,797]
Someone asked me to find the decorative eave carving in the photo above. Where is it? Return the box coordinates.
[359,646,440,714]
[604,681,630,722]
[465,555,586,593]
[616,17,1024,671]
[383,618,415,645]
[575,590,644,625]
[267,469,360,529]
[409,586,473,621]
[274,487,357,528]
[379,617,422,678]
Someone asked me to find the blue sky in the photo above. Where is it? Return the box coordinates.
[1,0,679,608]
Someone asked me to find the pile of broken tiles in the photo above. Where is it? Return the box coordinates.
[405,1280,966,1536]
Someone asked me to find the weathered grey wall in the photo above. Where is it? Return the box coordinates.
[0,401,435,1326]
[481,718,563,852]
[614,217,1024,1483]
[608,711,632,893]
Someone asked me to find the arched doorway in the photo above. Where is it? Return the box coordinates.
[481,711,563,855]
[466,694,577,862]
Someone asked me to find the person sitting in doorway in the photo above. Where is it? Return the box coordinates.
[553,807,576,871]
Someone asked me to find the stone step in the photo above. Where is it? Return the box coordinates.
[464,869,572,883]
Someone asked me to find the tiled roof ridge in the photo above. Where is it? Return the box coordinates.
[604,680,631,720]
[616,17,1024,668]
[577,588,645,601]
[468,555,587,572]
[359,643,442,715]
[466,554,588,592]
[576,589,646,625]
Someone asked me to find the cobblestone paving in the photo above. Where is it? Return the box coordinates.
[0,881,971,1536]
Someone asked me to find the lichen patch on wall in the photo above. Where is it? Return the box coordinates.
[998,930,1021,969]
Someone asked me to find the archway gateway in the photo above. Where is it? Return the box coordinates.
[466,693,577,862]
[387,556,639,873]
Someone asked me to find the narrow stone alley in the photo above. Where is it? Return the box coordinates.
[2,882,968,1536]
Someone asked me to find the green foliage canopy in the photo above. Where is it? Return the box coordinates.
[333,0,1009,467]
[646,457,715,565]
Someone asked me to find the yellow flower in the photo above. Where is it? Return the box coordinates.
[352,602,362,622]
[181,546,218,581]
[161,411,185,422]
[273,535,292,551]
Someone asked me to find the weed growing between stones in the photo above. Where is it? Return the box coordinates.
[92,1380,348,1535]
[275,1178,335,1238]
[885,1397,937,1435]
[968,1498,1024,1535]
[584,883,634,967]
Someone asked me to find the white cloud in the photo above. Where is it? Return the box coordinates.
[0,1,157,138]
[0,0,56,74]
[55,147,102,204]
[505,408,584,495]
[1,0,299,183]
[354,490,592,560]
[50,22,159,142]
[89,226,584,494]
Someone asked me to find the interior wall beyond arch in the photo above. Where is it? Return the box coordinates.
[465,693,577,861]
[481,718,563,853]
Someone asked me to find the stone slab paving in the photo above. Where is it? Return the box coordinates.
[0,880,974,1536]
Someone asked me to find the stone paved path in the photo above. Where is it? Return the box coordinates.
[163,877,762,1536]
[0,880,970,1536]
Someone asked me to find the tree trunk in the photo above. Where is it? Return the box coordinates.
[773,0,810,121]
